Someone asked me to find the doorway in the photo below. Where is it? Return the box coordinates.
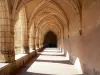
[43,31,57,48]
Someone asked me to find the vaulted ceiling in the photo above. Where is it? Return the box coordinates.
[11,0,82,39]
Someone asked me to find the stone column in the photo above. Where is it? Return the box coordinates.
[35,37,39,50]
[21,30,29,54]
[39,38,41,48]
[39,38,44,48]
[20,7,29,54]
[32,27,36,50]
[30,26,36,50]
[33,37,35,50]
[0,0,15,62]
[29,37,35,50]
[58,38,61,49]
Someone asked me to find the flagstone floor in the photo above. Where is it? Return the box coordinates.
[15,48,83,75]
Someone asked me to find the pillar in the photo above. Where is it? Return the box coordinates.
[33,37,35,50]
[39,38,43,48]
[39,38,41,48]
[21,30,29,54]
[0,0,15,62]
[29,37,35,50]
[29,25,36,51]
[35,37,39,50]
[20,7,29,54]
[58,38,61,50]
[32,26,36,50]
[35,28,39,50]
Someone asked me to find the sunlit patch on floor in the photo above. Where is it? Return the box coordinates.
[74,57,83,74]
[16,48,83,75]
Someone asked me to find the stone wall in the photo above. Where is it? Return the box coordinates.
[64,0,100,75]
[0,51,36,75]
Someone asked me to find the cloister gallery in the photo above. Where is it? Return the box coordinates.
[0,0,100,75]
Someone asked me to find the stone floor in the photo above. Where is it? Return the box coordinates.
[15,48,83,75]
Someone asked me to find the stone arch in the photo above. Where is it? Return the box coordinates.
[29,7,68,27]
[28,1,68,30]
[36,14,63,33]
[15,0,80,16]
[42,27,59,40]
[13,0,81,35]
[38,22,60,35]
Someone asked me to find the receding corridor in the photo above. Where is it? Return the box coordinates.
[1,0,100,75]
[15,48,82,75]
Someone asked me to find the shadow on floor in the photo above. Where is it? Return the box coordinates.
[17,72,52,75]
[37,53,65,56]
[15,48,78,75]
[16,72,83,75]
[15,49,45,74]
[43,50,61,53]
[35,59,72,65]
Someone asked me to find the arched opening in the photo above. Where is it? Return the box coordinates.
[43,31,57,48]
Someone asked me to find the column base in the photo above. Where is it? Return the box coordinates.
[21,46,29,54]
[29,45,35,51]
[0,54,15,63]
